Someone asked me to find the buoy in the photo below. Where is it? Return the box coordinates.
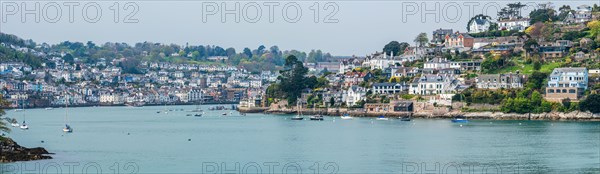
[188,139,191,141]
[127,133,130,135]
[460,124,463,127]
[41,140,44,143]
[519,123,522,125]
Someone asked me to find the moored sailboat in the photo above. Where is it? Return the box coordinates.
[63,95,73,133]
[19,100,28,130]
[291,100,304,120]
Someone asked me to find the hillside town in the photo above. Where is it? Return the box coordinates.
[2,3,600,116]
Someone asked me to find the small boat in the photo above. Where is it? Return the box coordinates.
[63,124,73,133]
[20,121,29,130]
[14,109,23,112]
[222,112,227,116]
[309,115,324,121]
[194,113,203,117]
[451,116,469,123]
[11,122,19,127]
[399,116,411,121]
[45,107,53,110]
[157,111,161,114]
[186,114,193,116]
[340,114,353,120]
[291,116,304,120]
[376,116,389,121]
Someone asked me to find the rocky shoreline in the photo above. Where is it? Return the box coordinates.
[239,107,600,121]
[0,138,52,163]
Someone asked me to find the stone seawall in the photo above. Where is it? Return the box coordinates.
[240,107,600,121]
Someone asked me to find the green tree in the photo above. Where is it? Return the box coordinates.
[243,48,253,58]
[529,8,558,24]
[63,53,75,64]
[579,94,600,113]
[329,97,335,107]
[383,41,409,56]
[0,96,9,137]
[414,33,429,47]
[278,55,309,105]
[526,71,547,90]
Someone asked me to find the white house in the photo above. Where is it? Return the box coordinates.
[468,18,492,33]
[372,83,408,94]
[345,85,366,106]
[409,75,457,95]
[424,57,450,70]
[497,18,530,32]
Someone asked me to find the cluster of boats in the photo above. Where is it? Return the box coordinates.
[11,98,73,133]
[291,111,468,123]
[208,105,237,111]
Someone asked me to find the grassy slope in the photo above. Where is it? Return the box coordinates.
[487,57,563,75]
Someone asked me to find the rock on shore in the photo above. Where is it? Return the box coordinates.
[0,138,52,163]
[463,111,600,121]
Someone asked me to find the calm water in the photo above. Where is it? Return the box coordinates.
[1,105,599,174]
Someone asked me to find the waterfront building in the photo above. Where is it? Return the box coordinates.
[545,67,588,102]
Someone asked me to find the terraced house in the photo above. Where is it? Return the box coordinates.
[545,67,589,102]
[476,73,524,89]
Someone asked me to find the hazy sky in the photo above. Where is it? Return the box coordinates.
[0,0,596,56]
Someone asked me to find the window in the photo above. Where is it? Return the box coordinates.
[569,89,576,93]
[548,89,554,93]
[562,89,567,93]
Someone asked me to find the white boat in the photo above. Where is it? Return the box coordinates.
[222,112,228,116]
[20,121,28,130]
[45,107,53,110]
[11,122,19,127]
[376,116,389,121]
[63,124,73,133]
[14,109,23,112]
[340,114,353,120]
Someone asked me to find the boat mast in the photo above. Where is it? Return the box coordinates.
[65,94,69,125]
[22,98,25,122]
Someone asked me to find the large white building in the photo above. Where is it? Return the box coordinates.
[409,75,457,95]
[545,67,588,102]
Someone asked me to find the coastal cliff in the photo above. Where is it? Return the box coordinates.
[0,138,52,163]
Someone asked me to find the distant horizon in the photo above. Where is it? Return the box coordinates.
[0,1,596,56]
